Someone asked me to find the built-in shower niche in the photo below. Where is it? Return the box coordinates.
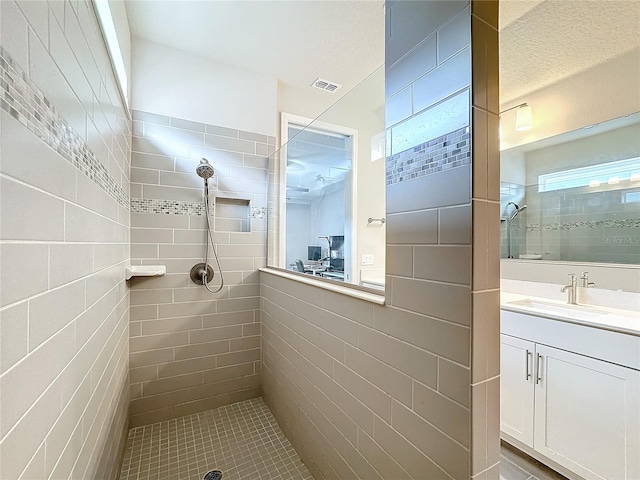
[215,197,251,232]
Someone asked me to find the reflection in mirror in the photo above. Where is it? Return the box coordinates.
[267,66,385,289]
[500,112,640,264]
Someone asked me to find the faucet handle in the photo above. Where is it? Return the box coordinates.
[580,271,596,288]
[567,273,576,284]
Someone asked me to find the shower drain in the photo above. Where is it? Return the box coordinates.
[203,470,223,480]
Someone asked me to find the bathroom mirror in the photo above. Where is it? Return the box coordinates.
[267,66,386,289]
[500,112,640,291]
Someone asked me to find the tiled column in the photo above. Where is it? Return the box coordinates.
[385,1,500,478]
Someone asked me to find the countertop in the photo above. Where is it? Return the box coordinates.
[501,292,640,337]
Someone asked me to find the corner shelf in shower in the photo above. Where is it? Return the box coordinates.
[125,265,166,281]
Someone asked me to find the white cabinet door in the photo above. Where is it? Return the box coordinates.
[500,334,535,446]
[534,345,640,480]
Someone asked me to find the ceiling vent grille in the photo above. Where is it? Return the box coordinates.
[311,78,342,93]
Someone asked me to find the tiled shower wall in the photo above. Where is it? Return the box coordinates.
[0,1,130,479]
[128,110,274,427]
[261,2,500,479]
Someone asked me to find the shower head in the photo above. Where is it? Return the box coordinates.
[508,202,527,221]
[196,158,215,180]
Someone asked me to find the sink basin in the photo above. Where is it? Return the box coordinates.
[506,299,609,319]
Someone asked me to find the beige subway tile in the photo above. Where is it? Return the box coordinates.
[129,321,141,337]
[472,290,500,383]
[131,228,174,244]
[391,400,469,479]
[386,209,438,244]
[414,382,470,447]
[298,338,333,377]
[17,442,45,480]
[261,272,323,307]
[142,372,203,396]
[438,357,470,407]
[141,316,203,335]
[228,284,260,298]
[0,383,62,480]
[158,300,217,318]
[386,245,413,277]
[439,203,472,245]
[173,286,228,303]
[1,177,65,241]
[202,363,254,384]
[49,243,93,289]
[130,243,159,259]
[372,416,444,480]
[358,325,438,389]
[130,305,158,321]
[298,320,344,362]
[130,365,158,383]
[65,203,127,243]
[357,429,412,480]
[129,332,188,353]
[143,258,203,275]
[130,274,190,292]
[158,244,204,258]
[345,345,412,407]
[472,107,488,200]
[174,340,229,361]
[187,378,243,402]
[471,381,487,475]
[129,406,175,428]
[131,151,174,171]
[486,377,500,469]
[131,167,159,184]
[130,288,173,306]
[230,336,260,351]
[229,386,261,403]
[216,348,260,367]
[321,290,374,327]
[159,170,205,189]
[414,245,471,285]
[0,244,49,307]
[173,393,231,419]
[29,280,85,351]
[392,276,471,326]
[303,304,358,346]
[333,361,391,423]
[215,296,260,313]
[203,310,255,328]
[189,325,243,344]
[129,347,174,368]
[129,389,184,415]
[242,322,260,336]
[0,302,28,373]
[131,212,189,229]
[157,355,216,378]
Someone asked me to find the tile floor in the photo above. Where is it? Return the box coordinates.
[500,441,569,480]
[118,398,312,480]
[119,397,567,480]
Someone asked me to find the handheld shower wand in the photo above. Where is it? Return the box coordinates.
[506,202,527,258]
[190,158,225,293]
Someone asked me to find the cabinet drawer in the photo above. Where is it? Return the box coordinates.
[501,310,640,370]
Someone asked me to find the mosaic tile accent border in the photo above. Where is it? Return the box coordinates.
[0,46,129,209]
[131,198,210,216]
[118,398,312,480]
[251,206,267,219]
[386,126,470,185]
[131,199,269,218]
[513,218,640,232]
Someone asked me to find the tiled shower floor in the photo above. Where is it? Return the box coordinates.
[118,397,566,480]
[118,398,312,480]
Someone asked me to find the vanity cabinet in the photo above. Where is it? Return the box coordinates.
[501,310,640,480]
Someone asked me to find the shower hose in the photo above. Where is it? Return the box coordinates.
[202,186,225,294]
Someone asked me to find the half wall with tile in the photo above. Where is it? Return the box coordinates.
[0,1,131,479]
[260,1,500,479]
[128,110,275,426]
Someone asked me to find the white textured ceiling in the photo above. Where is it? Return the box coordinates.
[125,0,385,94]
[499,0,640,106]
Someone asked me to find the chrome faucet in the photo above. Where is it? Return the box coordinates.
[579,272,596,288]
[560,273,577,304]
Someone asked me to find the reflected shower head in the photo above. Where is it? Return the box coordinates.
[508,202,527,221]
[196,158,215,180]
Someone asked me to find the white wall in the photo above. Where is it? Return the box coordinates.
[131,38,277,136]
